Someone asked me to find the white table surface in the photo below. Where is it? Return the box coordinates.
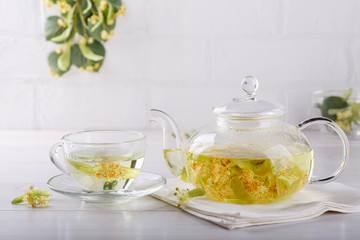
[0,129,360,240]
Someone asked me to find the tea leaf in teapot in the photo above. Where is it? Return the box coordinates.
[232,158,273,176]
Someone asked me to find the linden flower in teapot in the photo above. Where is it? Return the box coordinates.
[151,76,349,204]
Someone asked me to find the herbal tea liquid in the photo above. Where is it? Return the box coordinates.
[165,144,313,204]
[66,150,143,191]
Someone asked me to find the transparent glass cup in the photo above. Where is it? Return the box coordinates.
[50,130,146,192]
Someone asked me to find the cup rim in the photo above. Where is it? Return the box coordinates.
[61,130,145,145]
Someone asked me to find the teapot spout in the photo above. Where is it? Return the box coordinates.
[150,109,189,182]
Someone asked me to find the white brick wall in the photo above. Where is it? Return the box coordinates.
[0,0,358,131]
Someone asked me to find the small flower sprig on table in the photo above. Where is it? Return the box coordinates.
[11,183,50,208]
[43,0,126,78]
[174,187,205,207]
[319,89,360,132]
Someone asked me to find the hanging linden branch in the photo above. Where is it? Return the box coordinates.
[43,0,126,78]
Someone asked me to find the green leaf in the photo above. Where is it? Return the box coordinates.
[88,39,105,57]
[50,5,75,43]
[107,3,114,22]
[75,9,89,37]
[11,195,24,205]
[57,44,71,71]
[67,160,96,176]
[350,103,360,122]
[71,44,87,68]
[31,190,50,198]
[90,13,104,32]
[48,52,66,75]
[188,188,205,198]
[45,16,66,40]
[343,89,353,101]
[122,167,140,179]
[321,96,349,121]
[82,0,92,14]
[50,24,73,43]
[108,0,122,9]
[79,41,105,61]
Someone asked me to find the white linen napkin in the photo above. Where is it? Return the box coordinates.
[151,179,360,229]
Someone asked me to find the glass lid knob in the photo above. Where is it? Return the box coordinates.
[241,76,259,99]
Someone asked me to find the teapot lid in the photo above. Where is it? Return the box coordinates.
[212,76,284,120]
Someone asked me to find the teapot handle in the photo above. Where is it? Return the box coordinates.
[298,117,349,184]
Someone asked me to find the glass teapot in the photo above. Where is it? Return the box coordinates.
[150,76,349,204]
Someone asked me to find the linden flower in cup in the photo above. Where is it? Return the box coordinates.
[50,130,146,192]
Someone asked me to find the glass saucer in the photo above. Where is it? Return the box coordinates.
[47,172,166,203]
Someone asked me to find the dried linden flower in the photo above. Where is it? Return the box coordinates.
[174,187,205,207]
[11,183,50,208]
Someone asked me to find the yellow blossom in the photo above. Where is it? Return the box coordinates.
[336,110,352,120]
[80,66,85,71]
[94,162,127,181]
[79,38,87,45]
[118,5,126,16]
[88,15,99,25]
[44,0,52,8]
[57,18,67,28]
[55,48,63,54]
[49,68,60,78]
[107,19,114,25]
[101,30,110,40]
[94,63,101,69]
[100,0,108,11]
[86,66,95,72]
[336,120,352,132]
[58,1,72,14]
[109,30,114,36]
[173,187,205,207]
[88,37,94,44]
[174,187,190,207]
